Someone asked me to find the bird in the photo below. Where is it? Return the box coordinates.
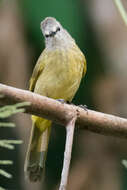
[24,17,87,182]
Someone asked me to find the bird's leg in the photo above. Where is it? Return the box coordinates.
[57,99,67,104]
[57,99,87,111]
[66,100,88,111]
[78,104,87,111]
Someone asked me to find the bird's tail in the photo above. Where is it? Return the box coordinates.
[24,116,52,182]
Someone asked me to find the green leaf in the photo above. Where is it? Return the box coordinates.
[0,102,30,118]
[122,159,127,168]
[0,169,12,178]
[0,122,15,127]
[0,160,13,165]
[0,140,23,149]
[0,186,6,190]
[0,102,29,190]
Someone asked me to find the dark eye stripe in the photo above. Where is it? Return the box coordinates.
[45,34,50,38]
[56,27,60,32]
[45,27,60,38]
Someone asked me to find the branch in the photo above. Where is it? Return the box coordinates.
[0,83,127,139]
[59,116,77,190]
[114,0,127,26]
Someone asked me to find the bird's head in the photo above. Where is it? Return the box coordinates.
[41,17,62,38]
[40,17,74,48]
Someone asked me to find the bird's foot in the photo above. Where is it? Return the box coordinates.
[57,99,67,104]
[57,99,87,111]
[79,104,87,111]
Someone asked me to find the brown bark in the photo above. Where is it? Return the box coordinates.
[0,83,127,139]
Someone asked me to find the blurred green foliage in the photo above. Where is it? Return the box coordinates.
[0,102,30,189]
[19,0,86,52]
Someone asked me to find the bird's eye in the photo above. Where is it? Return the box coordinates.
[52,31,56,35]
[56,27,60,32]
[45,34,50,38]
[45,27,60,38]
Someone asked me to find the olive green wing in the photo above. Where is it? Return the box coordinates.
[76,45,87,78]
[29,51,46,92]
[82,55,87,77]
[79,50,87,77]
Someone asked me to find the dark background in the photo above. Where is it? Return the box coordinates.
[1,0,127,189]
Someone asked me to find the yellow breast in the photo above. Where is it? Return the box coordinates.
[34,44,86,102]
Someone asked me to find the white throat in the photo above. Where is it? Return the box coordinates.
[44,29,75,50]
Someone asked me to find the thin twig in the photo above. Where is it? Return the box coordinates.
[0,83,127,139]
[59,115,77,190]
[114,0,127,26]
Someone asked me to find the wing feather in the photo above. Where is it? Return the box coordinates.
[29,51,46,92]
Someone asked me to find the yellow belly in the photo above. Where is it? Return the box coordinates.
[34,46,85,102]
